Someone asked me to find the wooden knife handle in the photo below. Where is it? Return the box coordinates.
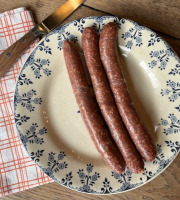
[0,31,38,78]
[0,24,47,78]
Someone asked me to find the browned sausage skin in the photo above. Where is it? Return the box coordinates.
[99,22,156,161]
[63,40,125,174]
[82,27,144,173]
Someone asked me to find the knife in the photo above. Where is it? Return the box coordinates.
[0,0,84,78]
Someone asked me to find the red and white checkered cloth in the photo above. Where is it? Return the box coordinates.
[0,7,53,197]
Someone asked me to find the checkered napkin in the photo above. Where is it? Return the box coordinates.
[0,7,53,197]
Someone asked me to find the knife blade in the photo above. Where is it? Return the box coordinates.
[0,0,85,78]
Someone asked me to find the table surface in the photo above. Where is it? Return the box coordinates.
[1,0,180,199]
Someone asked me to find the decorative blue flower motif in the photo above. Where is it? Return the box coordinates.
[124,31,131,38]
[28,57,35,65]
[43,68,51,76]
[136,36,142,46]
[20,134,28,145]
[15,89,42,112]
[156,144,162,155]
[101,178,113,194]
[126,40,133,49]
[58,163,66,169]
[30,150,44,163]
[142,144,169,181]
[165,140,180,154]
[58,152,65,160]
[160,60,167,69]
[48,152,55,162]
[46,152,67,174]
[38,127,47,135]
[149,60,157,68]
[45,167,53,176]
[169,80,176,88]
[44,46,52,54]
[160,80,180,102]
[26,57,51,79]
[19,123,47,148]
[15,114,30,126]
[169,63,180,76]
[160,114,180,135]
[86,163,93,173]
[61,172,73,187]
[111,167,141,192]
[40,59,48,65]
[122,22,144,48]
[58,40,63,49]
[113,172,121,180]
[134,24,143,31]
[112,168,132,184]
[148,33,161,47]
[38,41,52,54]
[161,119,168,126]
[27,90,34,97]
[26,103,33,111]
[77,163,100,193]
[18,74,33,85]
[92,16,112,32]
[149,48,175,70]
[153,51,160,57]
[57,31,78,50]
[74,18,86,33]
[78,170,85,179]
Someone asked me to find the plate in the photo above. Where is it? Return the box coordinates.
[14,16,180,194]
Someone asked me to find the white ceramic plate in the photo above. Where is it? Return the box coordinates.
[14,16,180,194]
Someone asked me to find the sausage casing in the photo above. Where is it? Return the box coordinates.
[63,40,126,173]
[99,22,156,161]
[82,27,144,173]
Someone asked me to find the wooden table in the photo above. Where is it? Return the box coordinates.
[1,1,180,199]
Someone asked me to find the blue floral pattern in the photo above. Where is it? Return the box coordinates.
[14,114,30,126]
[20,123,47,148]
[142,141,179,181]
[41,152,67,179]
[111,168,142,192]
[30,58,51,79]
[160,114,180,135]
[74,18,86,33]
[101,178,113,194]
[148,49,175,70]
[57,31,78,50]
[30,150,44,163]
[148,33,162,47]
[14,16,180,195]
[38,41,52,55]
[18,73,33,85]
[15,89,42,112]
[61,172,73,187]
[121,22,144,49]
[77,164,100,193]
[160,80,180,102]
[169,63,180,76]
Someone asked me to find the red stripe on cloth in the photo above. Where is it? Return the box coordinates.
[0,8,53,197]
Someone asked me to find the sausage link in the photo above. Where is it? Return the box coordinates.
[63,40,125,174]
[99,22,156,161]
[82,27,144,173]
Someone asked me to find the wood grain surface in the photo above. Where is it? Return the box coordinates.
[0,0,180,200]
[84,0,180,39]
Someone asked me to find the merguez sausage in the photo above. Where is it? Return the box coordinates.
[63,40,125,174]
[82,27,144,173]
[99,22,156,161]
